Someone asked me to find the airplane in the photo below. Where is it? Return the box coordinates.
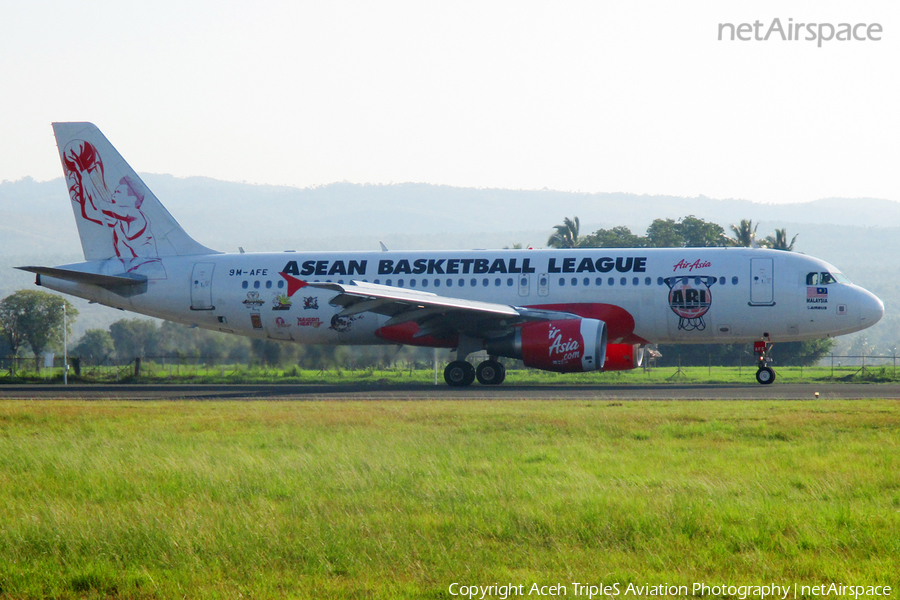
[18,122,884,386]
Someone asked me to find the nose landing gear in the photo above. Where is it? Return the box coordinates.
[754,336,776,385]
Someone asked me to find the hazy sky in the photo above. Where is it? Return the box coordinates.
[2,0,897,204]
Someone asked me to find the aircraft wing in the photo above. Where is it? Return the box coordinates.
[307,280,577,339]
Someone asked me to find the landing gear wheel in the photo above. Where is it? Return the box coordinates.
[476,360,506,385]
[756,367,776,385]
[444,361,476,387]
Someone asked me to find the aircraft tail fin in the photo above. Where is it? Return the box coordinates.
[52,122,218,262]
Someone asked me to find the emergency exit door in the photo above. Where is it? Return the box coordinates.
[749,258,775,306]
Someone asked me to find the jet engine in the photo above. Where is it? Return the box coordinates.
[485,318,607,373]
[602,343,644,371]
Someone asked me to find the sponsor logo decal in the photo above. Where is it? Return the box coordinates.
[242,291,265,310]
[272,293,292,310]
[275,316,291,328]
[250,314,263,329]
[297,317,323,328]
[665,276,714,331]
[303,296,319,310]
[330,315,360,333]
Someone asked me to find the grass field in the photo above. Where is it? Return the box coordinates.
[0,400,898,599]
[4,361,898,385]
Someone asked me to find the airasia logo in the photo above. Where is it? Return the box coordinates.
[547,324,582,363]
[673,259,711,272]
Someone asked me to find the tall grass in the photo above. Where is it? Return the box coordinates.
[0,400,897,598]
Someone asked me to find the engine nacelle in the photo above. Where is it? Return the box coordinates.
[485,318,607,373]
[602,343,644,371]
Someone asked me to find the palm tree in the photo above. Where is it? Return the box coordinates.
[763,228,798,251]
[729,219,760,247]
[547,216,580,248]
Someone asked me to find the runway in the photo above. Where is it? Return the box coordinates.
[1,383,899,400]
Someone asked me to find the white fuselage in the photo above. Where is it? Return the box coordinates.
[39,247,884,348]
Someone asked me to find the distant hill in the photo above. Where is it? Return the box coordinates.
[3,175,899,254]
[2,176,897,352]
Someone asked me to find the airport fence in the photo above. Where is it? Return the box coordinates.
[1,353,899,384]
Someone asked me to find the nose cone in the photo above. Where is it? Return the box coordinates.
[859,288,884,328]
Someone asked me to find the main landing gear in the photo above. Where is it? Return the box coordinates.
[444,358,506,387]
[754,336,776,385]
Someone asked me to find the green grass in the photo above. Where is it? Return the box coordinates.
[4,362,899,385]
[0,400,898,598]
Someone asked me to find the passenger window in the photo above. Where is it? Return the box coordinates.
[482,279,489,287]
[731,276,738,285]
[494,278,501,287]
[645,277,651,285]
[265,281,272,289]
[386,279,392,286]
[559,278,566,286]
[719,277,725,286]
[398,279,405,287]
[657,277,664,285]
[633,277,639,286]
[596,277,602,286]
[242,281,248,289]
[434,279,440,287]
[608,277,615,286]
[253,281,260,289]
[507,278,514,286]
[410,280,417,287]
[422,279,428,288]
[620,277,627,286]
[277,280,284,289]
[584,278,590,286]
[571,277,577,286]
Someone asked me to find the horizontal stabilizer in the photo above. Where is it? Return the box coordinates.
[16,266,148,296]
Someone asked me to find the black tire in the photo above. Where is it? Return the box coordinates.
[755,367,776,385]
[444,360,475,387]
[476,360,506,385]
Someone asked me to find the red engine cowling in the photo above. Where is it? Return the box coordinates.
[485,318,608,373]
[602,343,644,371]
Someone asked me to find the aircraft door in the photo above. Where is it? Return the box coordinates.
[190,262,215,310]
[537,273,550,297]
[518,273,530,297]
[749,258,775,306]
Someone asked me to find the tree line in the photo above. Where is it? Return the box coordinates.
[547,215,797,250]
[544,214,828,367]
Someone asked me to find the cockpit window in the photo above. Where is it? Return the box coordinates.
[831,272,851,283]
[808,271,850,286]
